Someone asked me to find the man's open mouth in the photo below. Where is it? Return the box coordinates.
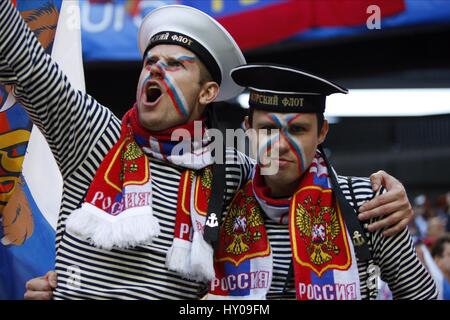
[146,84,162,103]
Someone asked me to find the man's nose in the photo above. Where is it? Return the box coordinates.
[276,134,291,154]
[150,62,165,79]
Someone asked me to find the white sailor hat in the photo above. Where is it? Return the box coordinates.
[231,64,348,113]
[138,5,246,102]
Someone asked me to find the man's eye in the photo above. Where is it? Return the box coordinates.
[288,125,304,134]
[168,60,183,67]
[260,126,278,135]
[145,58,157,66]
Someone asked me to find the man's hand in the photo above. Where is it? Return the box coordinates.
[24,271,57,300]
[358,170,413,237]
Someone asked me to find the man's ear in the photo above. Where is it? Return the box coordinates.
[318,119,329,145]
[243,115,250,130]
[199,81,219,105]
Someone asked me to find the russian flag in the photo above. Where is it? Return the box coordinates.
[0,0,85,300]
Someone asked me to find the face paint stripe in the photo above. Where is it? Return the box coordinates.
[286,114,302,125]
[141,60,190,118]
[163,74,189,117]
[281,131,306,175]
[258,114,282,167]
[270,114,306,173]
[258,134,278,166]
[258,113,309,176]
[140,74,151,98]
[143,74,151,83]
[161,80,186,117]
[269,114,283,128]
[155,61,167,75]
[175,55,197,63]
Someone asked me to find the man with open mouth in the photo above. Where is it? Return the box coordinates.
[0,1,415,299]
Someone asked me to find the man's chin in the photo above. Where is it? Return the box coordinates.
[140,119,167,131]
[260,159,294,172]
[137,110,162,130]
[136,102,189,131]
[139,114,184,132]
[260,165,284,177]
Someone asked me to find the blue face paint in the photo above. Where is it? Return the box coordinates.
[258,114,307,176]
[175,55,196,63]
[161,73,189,117]
[258,132,278,168]
[141,54,198,117]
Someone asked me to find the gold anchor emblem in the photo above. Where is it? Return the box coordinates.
[352,231,365,247]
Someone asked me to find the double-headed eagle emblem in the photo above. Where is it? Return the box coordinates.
[201,167,212,191]
[223,196,264,255]
[120,141,144,180]
[295,196,341,265]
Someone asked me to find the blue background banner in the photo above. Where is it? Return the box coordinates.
[79,0,450,61]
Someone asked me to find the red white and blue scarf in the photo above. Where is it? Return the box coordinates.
[66,106,216,281]
[207,152,361,300]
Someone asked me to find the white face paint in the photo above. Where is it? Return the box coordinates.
[253,113,307,176]
[135,44,206,131]
[249,110,328,196]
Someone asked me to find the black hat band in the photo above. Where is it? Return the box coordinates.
[249,90,326,113]
[144,31,222,85]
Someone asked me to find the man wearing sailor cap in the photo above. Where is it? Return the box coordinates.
[205,64,437,300]
[0,1,413,299]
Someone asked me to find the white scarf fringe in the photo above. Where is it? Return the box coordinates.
[66,202,160,250]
